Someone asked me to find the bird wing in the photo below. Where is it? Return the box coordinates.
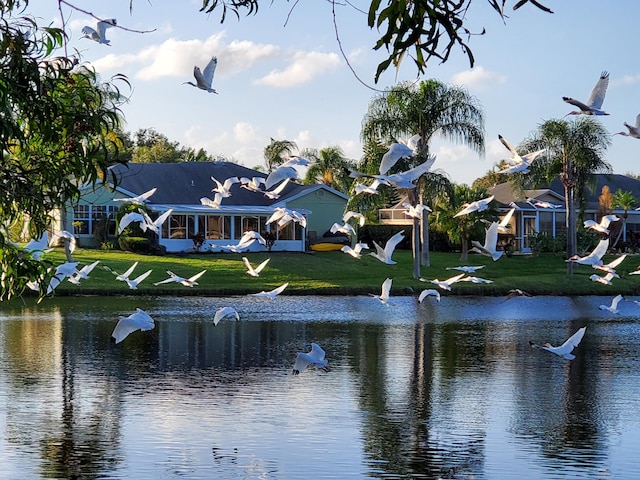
[418,289,440,303]
[379,143,414,175]
[131,269,152,285]
[292,352,314,373]
[242,256,255,274]
[600,215,619,229]
[444,273,466,285]
[498,134,519,157]
[223,176,240,190]
[606,254,627,270]
[634,114,640,129]
[270,282,289,296]
[188,270,207,282]
[383,231,405,257]
[563,96,591,111]
[483,222,500,250]
[151,209,173,229]
[309,343,326,362]
[589,238,610,261]
[121,261,139,280]
[586,71,609,109]
[201,56,217,86]
[265,166,298,190]
[521,148,546,165]
[380,278,392,302]
[268,178,290,196]
[560,326,587,351]
[118,212,144,234]
[500,208,516,227]
[254,258,271,274]
[354,243,369,253]
[213,306,238,325]
[611,294,623,310]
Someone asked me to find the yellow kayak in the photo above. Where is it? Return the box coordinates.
[310,243,345,252]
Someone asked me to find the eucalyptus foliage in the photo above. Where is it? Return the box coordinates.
[0,4,128,300]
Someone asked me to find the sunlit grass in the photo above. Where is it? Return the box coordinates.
[41,248,640,297]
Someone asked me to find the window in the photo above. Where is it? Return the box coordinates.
[163,214,195,239]
[539,211,553,235]
[200,215,229,240]
[73,205,90,234]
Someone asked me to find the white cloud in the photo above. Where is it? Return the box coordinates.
[254,51,341,87]
[432,144,488,185]
[89,32,279,81]
[611,74,640,87]
[451,66,507,91]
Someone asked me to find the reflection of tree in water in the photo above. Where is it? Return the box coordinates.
[349,321,490,478]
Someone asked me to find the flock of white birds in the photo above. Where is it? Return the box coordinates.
[75,23,640,366]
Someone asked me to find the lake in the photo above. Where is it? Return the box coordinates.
[1,294,639,479]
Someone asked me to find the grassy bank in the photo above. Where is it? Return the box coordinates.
[30,248,640,298]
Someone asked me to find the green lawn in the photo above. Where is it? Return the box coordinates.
[36,248,640,298]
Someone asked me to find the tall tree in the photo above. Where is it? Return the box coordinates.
[302,146,355,194]
[612,189,637,249]
[0,4,128,300]
[263,138,297,173]
[361,79,484,276]
[519,118,612,274]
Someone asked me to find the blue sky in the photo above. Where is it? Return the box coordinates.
[29,1,640,185]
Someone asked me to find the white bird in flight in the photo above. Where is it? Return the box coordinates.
[67,260,100,285]
[446,265,484,273]
[369,230,404,265]
[111,308,155,344]
[23,232,51,260]
[262,178,290,200]
[379,137,419,175]
[566,238,609,266]
[154,270,206,287]
[454,195,494,217]
[598,294,623,314]
[342,211,366,227]
[350,155,436,189]
[114,187,157,205]
[264,156,309,190]
[527,198,562,209]
[221,230,266,253]
[118,208,173,235]
[584,215,619,235]
[242,257,270,277]
[46,262,79,294]
[589,272,618,285]
[353,179,390,195]
[418,289,440,303]
[593,253,627,275]
[341,242,369,259]
[183,56,218,93]
[469,221,504,262]
[402,202,431,220]
[496,207,515,234]
[371,278,392,305]
[460,276,494,284]
[103,262,152,290]
[211,176,239,198]
[292,343,328,375]
[613,114,640,139]
[267,207,307,229]
[249,282,289,299]
[213,306,239,326]
[426,272,466,291]
[563,71,610,116]
[496,135,546,174]
[81,18,117,45]
[529,326,587,360]
[330,222,356,236]
[49,230,77,254]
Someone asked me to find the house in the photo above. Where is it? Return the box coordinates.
[489,174,640,253]
[61,162,349,253]
[376,174,640,253]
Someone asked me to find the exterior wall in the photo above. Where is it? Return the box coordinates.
[286,189,347,238]
[67,184,123,248]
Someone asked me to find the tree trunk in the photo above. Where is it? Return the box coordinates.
[565,184,576,275]
[460,235,469,262]
[421,212,430,267]
[412,217,421,279]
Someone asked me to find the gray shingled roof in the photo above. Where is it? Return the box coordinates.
[490,174,640,209]
[108,161,324,206]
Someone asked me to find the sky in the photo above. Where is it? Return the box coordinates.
[27,1,640,186]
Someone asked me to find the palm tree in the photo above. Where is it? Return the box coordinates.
[263,138,297,173]
[302,146,355,195]
[432,184,495,261]
[612,189,637,249]
[361,79,485,277]
[519,117,612,274]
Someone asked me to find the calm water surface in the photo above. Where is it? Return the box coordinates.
[1,294,639,479]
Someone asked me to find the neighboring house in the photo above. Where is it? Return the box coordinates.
[376,174,640,253]
[61,162,348,253]
[490,174,640,253]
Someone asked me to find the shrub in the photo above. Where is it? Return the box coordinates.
[118,236,153,254]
